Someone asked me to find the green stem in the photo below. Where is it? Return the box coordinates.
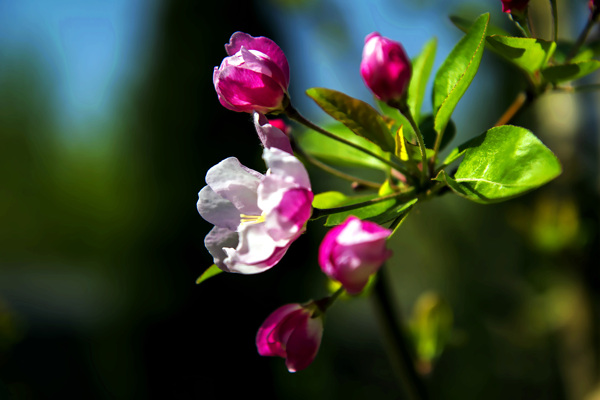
[310,188,417,220]
[566,11,599,62]
[285,105,412,177]
[372,267,428,400]
[549,0,558,43]
[292,138,381,189]
[396,103,429,185]
[313,287,345,316]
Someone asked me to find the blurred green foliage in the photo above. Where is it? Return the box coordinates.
[0,0,598,399]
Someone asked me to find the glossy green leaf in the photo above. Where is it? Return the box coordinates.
[306,87,395,152]
[449,14,510,37]
[441,132,487,167]
[433,13,489,136]
[368,198,417,226]
[435,125,562,204]
[541,60,600,83]
[324,195,396,226]
[294,122,390,171]
[196,264,223,285]
[408,38,437,121]
[486,35,556,76]
[312,191,353,209]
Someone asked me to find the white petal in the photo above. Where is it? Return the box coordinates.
[204,226,239,272]
[205,157,263,215]
[262,148,311,190]
[197,186,240,230]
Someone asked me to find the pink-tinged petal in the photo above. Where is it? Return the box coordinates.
[265,188,313,242]
[256,304,303,357]
[262,148,311,189]
[360,32,411,102]
[285,313,324,372]
[205,157,263,216]
[197,186,240,230]
[204,226,239,272]
[336,216,392,245]
[256,303,323,373]
[225,32,290,87]
[318,216,392,294]
[253,111,293,154]
[223,223,281,274]
[318,223,345,275]
[215,65,286,114]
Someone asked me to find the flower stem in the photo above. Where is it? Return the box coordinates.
[310,188,417,220]
[494,91,530,127]
[291,138,381,189]
[372,267,428,400]
[549,0,558,43]
[566,11,599,62]
[285,105,412,177]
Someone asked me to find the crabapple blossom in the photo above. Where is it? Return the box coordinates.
[213,32,290,114]
[256,303,324,372]
[360,32,412,103]
[197,148,312,274]
[319,216,392,294]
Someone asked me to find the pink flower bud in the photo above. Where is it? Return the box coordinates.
[500,0,530,13]
[590,0,600,12]
[360,32,411,103]
[256,303,324,372]
[213,32,290,114]
[319,216,392,295]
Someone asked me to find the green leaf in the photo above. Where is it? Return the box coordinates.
[432,13,489,137]
[420,114,456,151]
[312,191,352,209]
[436,125,562,204]
[196,264,223,284]
[376,99,415,142]
[294,122,390,171]
[324,194,396,226]
[317,191,416,227]
[541,60,600,83]
[368,198,417,226]
[553,40,600,63]
[408,38,437,122]
[486,35,556,75]
[441,132,488,167]
[306,88,395,152]
[449,14,510,37]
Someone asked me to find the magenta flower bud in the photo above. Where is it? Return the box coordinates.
[500,0,530,13]
[256,303,324,372]
[319,216,392,295]
[360,32,411,103]
[213,32,290,114]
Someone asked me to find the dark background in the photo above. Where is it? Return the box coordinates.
[0,0,598,399]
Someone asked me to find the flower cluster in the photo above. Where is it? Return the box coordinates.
[199,31,396,372]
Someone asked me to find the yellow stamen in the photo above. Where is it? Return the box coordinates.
[240,214,266,225]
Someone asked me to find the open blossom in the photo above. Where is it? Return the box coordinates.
[253,111,293,155]
[500,0,530,13]
[213,32,290,114]
[197,148,312,274]
[319,216,392,294]
[360,32,411,103]
[256,303,324,372]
